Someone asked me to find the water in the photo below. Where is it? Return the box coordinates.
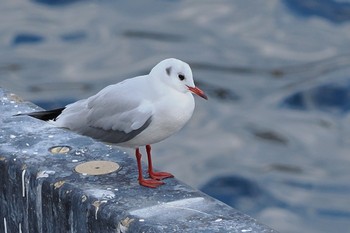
[1,0,350,232]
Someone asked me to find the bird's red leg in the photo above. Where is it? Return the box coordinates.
[146,145,174,180]
[135,148,164,188]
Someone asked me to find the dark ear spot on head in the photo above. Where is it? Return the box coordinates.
[166,67,172,76]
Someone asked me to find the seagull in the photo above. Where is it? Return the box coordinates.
[22,58,208,188]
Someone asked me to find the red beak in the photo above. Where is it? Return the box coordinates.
[187,86,208,100]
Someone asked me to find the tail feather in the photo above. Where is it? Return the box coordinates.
[16,107,65,121]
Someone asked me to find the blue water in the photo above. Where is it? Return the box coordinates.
[1,0,350,232]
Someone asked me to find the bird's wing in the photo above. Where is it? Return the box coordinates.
[82,83,154,143]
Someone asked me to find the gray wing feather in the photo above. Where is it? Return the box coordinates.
[54,80,154,144]
[80,116,152,144]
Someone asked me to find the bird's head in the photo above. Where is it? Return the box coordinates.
[150,58,208,100]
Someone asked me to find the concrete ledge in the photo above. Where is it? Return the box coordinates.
[0,87,277,233]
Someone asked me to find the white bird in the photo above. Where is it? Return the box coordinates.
[23,58,207,188]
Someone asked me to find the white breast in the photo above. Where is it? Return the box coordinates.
[118,92,195,148]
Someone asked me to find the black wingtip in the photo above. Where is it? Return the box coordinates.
[15,107,65,121]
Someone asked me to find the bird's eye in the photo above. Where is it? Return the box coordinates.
[178,74,185,81]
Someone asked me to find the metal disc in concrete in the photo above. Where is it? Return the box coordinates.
[75,160,120,175]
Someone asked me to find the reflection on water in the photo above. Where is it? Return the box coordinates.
[251,129,288,145]
[32,0,82,6]
[123,30,185,42]
[282,82,350,114]
[284,0,350,23]
[202,175,284,214]
[12,33,45,45]
[1,0,350,233]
